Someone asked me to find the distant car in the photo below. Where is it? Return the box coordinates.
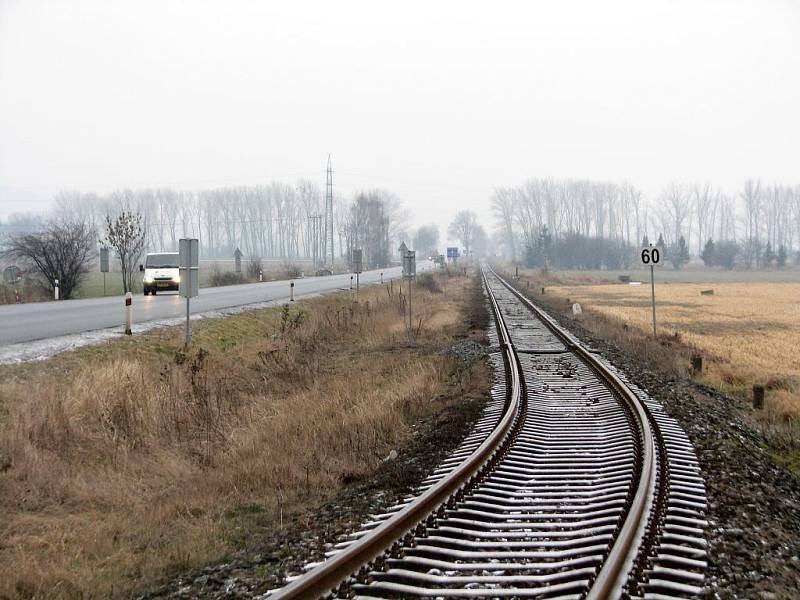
[141,252,180,295]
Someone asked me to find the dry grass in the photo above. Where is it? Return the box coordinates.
[546,281,800,417]
[498,263,800,461]
[0,272,477,599]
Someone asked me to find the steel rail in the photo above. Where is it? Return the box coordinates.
[488,266,657,599]
[270,271,523,600]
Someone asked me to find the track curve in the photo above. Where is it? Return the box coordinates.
[270,267,706,599]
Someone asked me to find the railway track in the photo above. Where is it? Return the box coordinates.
[271,267,707,599]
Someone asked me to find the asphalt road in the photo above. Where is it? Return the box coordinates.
[0,262,433,346]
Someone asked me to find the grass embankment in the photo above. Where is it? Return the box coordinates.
[0,271,483,598]
[498,265,800,469]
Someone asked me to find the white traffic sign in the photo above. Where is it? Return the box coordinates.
[179,238,199,298]
[641,244,659,337]
[640,246,662,266]
[179,238,199,347]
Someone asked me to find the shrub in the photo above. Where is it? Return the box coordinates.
[284,263,303,278]
[246,258,263,281]
[416,273,442,293]
[209,269,244,287]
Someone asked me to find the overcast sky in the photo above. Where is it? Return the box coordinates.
[1,0,799,238]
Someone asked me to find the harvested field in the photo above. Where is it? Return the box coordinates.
[0,272,483,599]
[548,281,800,415]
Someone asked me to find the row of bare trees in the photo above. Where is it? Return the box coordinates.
[491,178,800,268]
[47,182,408,262]
[1,182,409,301]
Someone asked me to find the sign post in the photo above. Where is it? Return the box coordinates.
[179,238,200,347]
[234,247,242,274]
[640,244,661,338]
[353,249,363,299]
[100,247,109,296]
[403,250,416,343]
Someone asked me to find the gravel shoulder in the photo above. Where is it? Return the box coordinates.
[521,288,800,599]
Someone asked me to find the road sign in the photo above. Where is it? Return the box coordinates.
[179,238,199,347]
[447,247,459,259]
[3,265,20,284]
[99,247,109,273]
[640,246,662,266]
[353,249,363,274]
[179,238,199,299]
[403,250,416,279]
[234,247,242,274]
[641,244,659,337]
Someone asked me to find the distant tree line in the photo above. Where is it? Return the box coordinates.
[0,182,409,300]
[3,182,409,264]
[491,178,800,270]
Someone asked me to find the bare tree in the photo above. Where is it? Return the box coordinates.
[490,187,517,260]
[413,224,440,257]
[691,183,719,254]
[3,219,96,299]
[103,211,145,293]
[741,179,763,268]
[448,210,479,255]
[660,182,691,247]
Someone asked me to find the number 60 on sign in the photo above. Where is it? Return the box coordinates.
[641,246,661,266]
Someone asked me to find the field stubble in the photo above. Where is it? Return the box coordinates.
[0,270,479,598]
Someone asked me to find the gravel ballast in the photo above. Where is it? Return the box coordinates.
[522,290,800,599]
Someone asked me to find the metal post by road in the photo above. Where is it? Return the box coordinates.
[185,296,191,346]
[54,279,59,300]
[124,292,132,335]
[350,275,353,290]
[407,276,413,344]
[380,272,383,284]
[290,281,295,302]
[103,273,106,296]
[650,264,657,338]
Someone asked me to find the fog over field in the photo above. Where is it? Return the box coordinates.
[2,0,800,241]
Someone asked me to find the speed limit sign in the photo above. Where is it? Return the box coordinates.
[641,246,661,266]
[641,244,660,337]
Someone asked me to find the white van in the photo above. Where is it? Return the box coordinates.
[141,252,180,295]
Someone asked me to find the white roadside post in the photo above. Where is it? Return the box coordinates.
[179,238,200,348]
[290,281,295,301]
[640,244,662,338]
[124,292,133,334]
[54,279,59,300]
